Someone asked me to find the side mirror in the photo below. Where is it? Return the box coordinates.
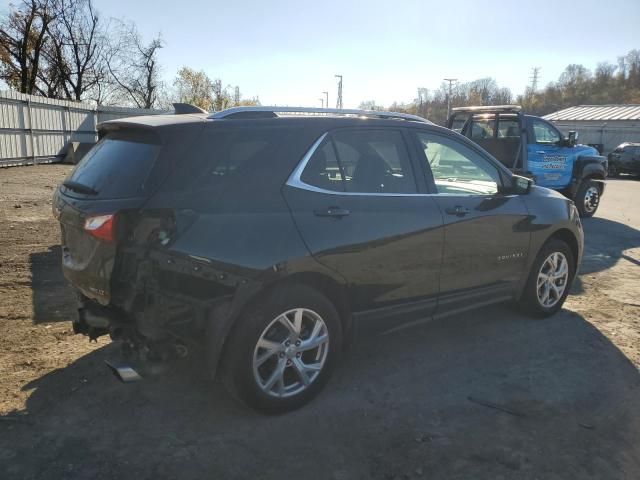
[567,130,578,146]
[501,174,532,195]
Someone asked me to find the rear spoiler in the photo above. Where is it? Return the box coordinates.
[97,111,208,138]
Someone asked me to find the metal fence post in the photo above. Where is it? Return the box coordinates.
[26,98,36,165]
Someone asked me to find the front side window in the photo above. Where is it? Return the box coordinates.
[415,131,500,195]
[300,129,417,194]
[627,146,640,156]
[532,120,561,144]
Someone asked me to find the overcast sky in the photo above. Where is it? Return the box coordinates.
[5,0,640,107]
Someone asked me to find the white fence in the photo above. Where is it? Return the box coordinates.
[0,90,164,167]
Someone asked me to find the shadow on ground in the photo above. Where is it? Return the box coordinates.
[29,245,76,324]
[2,305,639,479]
[570,216,639,295]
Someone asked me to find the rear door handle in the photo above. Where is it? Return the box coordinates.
[314,207,351,218]
[444,205,470,216]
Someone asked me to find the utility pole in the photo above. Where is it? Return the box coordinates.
[443,78,457,120]
[417,87,428,118]
[335,75,343,109]
[529,67,541,92]
[322,91,329,109]
[319,98,324,108]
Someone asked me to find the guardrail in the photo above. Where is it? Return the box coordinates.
[0,90,164,167]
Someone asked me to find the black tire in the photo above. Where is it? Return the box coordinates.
[608,163,618,177]
[219,284,342,414]
[575,179,601,217]
[519,238,575,317]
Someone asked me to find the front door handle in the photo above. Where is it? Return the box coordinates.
[314,207,351,218]
[444,205,470,216]
[535,151,547,154]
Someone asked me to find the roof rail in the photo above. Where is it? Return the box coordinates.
[451,105,522,113]
[208,106,430,123]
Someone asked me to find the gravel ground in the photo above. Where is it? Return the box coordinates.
[0,165,639,479]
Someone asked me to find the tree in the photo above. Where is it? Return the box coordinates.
[212,78,232,111]
[106,21,163,108]
[0,0,54,94]
[45,0,106,101]
[237,96,260,106]
[173,67,214,111]
[358,100,378,110]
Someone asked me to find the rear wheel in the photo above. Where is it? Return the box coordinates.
[220,284,342,414]
[575,179,600,217]
[519,238,575,317]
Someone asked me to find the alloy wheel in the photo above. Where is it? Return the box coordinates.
[536,252,569,308]
[583,186,599,214]
[252,308,329,398]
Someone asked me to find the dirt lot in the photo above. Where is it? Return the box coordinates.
[1,164,639,479]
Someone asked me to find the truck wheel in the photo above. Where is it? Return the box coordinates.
[519,238,575,317]
[219,284,342,414]
[575,180,600,217]
[608,163,618,177]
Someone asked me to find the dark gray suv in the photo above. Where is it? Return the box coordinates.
[53,106,584,413]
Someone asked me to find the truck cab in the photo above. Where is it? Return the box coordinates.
[447,105,607,217]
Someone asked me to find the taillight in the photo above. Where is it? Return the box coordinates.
[84,214,117,242]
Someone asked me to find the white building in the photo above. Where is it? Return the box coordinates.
[544,105,640,155]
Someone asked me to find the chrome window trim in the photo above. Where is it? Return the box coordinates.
[285,131,500,198]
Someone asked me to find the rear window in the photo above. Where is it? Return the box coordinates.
[450,116,467,132]
[64,132,161,199]
[470,115,496,140]
[497,115,519,138]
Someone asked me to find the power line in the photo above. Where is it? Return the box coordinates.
[335,75,343,109]
[529,67,541,92]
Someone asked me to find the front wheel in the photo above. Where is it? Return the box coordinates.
[219,285,342,414]
[575,179,601,217]
[608,163,618,177]
[519,238,575,317]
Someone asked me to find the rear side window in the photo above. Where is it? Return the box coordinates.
[163,126,297,194]
[65,132,161,199]
[301,129,417,194]
[301,139,345,192]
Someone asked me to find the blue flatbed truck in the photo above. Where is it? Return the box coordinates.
[447,105,608,217]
